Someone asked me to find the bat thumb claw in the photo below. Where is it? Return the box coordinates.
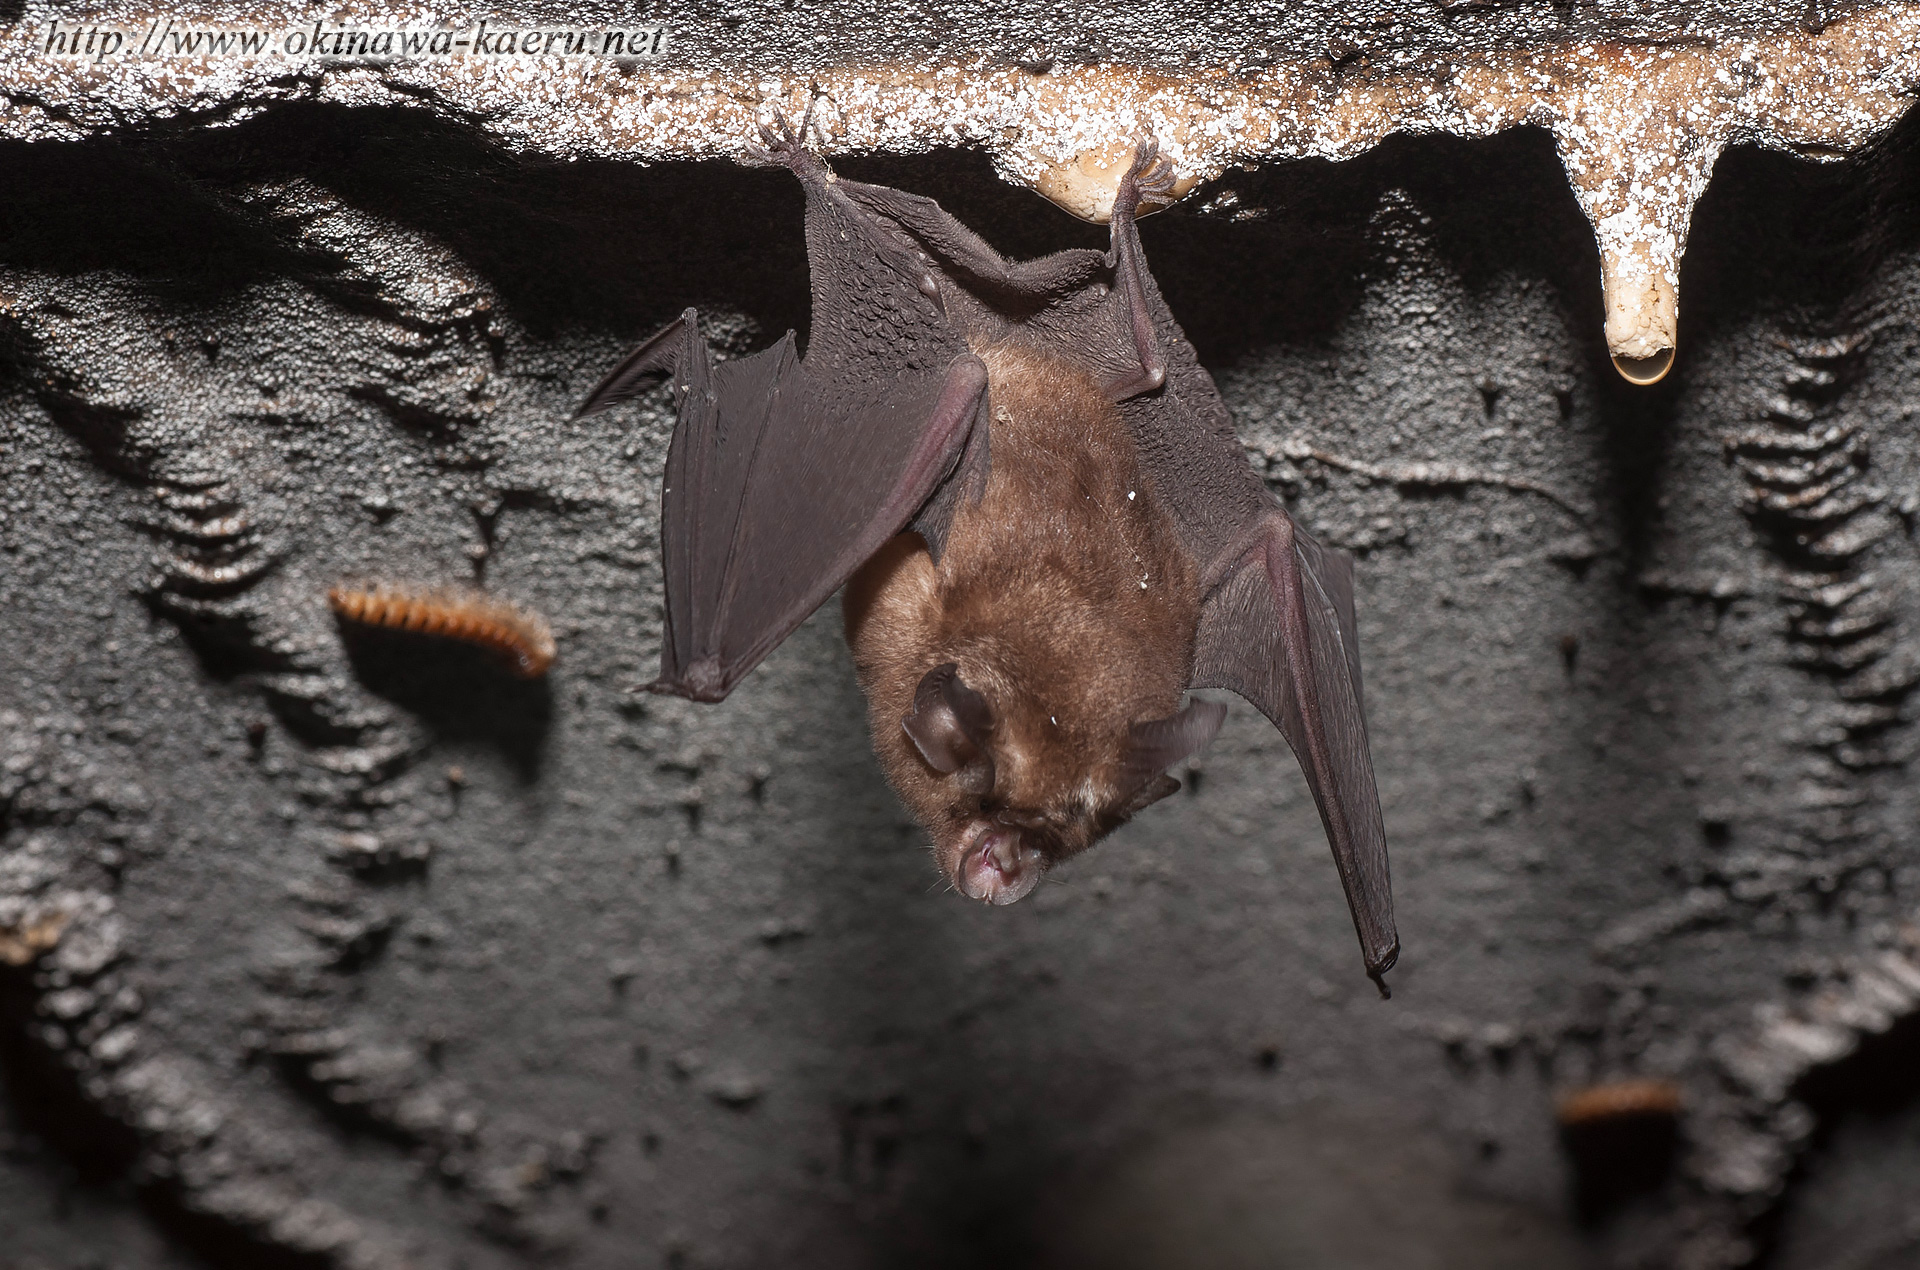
[1368,969,1392,1000]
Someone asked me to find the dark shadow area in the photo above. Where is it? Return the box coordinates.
[13,393,149,481]
[136,1199,338,1270]
[260,1050,426,1153]
[162,102,814,341]
[0,137,305,306]
[1559,1112,1680,1225]
[0,975,143,1185]
[0,103,812,344]
[1796,1008,1920,1125]
[140,596,298,679]
[833,148,1111,262]
[1754,1008,1920,1269]
[1685,107,1920,332]
[0,971,329,1270]
[750,687,1054,1270]
[2,97,1913,392]
[1153,127,1600,365]
[334,621,553,780]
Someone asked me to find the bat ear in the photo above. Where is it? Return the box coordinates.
[902,663,995,781]
[1121,698,1227,794]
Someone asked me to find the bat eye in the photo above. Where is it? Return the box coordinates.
[955,757,995,797]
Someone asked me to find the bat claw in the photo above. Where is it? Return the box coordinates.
[1138,164,1177,204]
[797,90,820,145]
[748,105,832,178]
[1126,137,1160,175]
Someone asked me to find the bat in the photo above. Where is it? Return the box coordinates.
[576,114,1399,992]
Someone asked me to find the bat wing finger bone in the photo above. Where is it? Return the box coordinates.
[1122,137,1161,183]
[1137,160,1179,206]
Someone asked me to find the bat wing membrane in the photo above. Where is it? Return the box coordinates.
[579,135,1004,703]
[585,309,988,702]
[1190,513,1398,988]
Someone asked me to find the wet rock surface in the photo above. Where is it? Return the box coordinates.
[0,42,1918,1270]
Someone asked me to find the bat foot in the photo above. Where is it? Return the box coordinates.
[749,104,832,176]
[1118,139,1178,215]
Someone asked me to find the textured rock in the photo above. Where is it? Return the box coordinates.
[2,5,1920,1268]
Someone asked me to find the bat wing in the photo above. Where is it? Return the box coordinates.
[830,140,1398,986]
[1189,513,1399,992]
[578,126,991,701]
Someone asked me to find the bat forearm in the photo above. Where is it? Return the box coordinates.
[1103,144,1175,400]
[1191,508,1399,989]
[839,179,1109,304]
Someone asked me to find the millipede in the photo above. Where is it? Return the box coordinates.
[1555,1078,1683,1128]
[327,584,556,678]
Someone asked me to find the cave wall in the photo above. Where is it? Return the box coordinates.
[3,10,1920,1270]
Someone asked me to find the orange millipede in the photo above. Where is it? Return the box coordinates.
[327,584,556,678]
[1556,1079,1683,1127]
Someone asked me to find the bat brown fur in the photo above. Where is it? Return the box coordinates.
[844,347,1198,901]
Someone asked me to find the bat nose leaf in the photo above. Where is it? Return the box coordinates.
[955,824,1042,905]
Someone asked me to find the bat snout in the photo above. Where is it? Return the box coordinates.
[953,821,1042,906]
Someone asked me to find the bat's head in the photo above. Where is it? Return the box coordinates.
[901,663,1225,904]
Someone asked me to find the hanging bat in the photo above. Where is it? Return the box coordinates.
[576,116,1399,992]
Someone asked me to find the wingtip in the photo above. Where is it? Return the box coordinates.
[1365,939,1399,1000]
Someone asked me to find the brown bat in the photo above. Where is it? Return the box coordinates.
[577,117,1399,991]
